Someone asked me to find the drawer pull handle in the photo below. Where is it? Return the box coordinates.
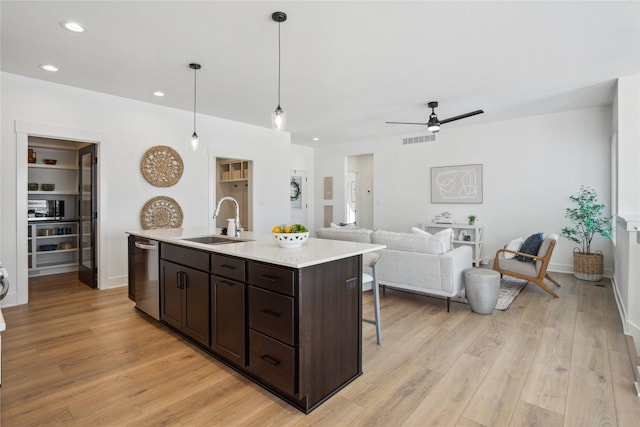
[176,271,186,289]
[259,274,278,283]
[259,309,280,320]
[220,280,236,287]
[260,355,280,366]
[220,264,235,270]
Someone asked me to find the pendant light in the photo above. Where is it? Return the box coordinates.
[189,63,201,150]
[271,11,287,131]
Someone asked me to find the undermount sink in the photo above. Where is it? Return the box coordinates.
[180,235,250,245]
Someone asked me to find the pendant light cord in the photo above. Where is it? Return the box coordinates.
[193,67,197,132]
[277,20,281,107]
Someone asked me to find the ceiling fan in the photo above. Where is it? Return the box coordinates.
[386,101,484,133]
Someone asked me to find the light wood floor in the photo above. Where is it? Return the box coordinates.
[1,272,639,426]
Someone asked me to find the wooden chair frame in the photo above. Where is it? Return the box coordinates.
[493,240,561,298]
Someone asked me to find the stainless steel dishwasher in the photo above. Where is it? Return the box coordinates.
[130,237,160,320]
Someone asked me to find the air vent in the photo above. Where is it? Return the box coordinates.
[402,134,436,145]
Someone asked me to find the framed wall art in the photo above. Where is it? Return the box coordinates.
[431,164,483,204]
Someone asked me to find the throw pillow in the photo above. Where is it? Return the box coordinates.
[372,230,445,254]
[410,226,431,235]
[432,228,454,252]
[504,237,524,259]
[516,233,544,262]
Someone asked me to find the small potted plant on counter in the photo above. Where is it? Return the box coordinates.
[561,186,613,281]
[468,215,477,225]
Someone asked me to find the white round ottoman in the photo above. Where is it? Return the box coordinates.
[464,268,500,314]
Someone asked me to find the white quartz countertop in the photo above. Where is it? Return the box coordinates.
[0,309,5,332]
[127,228,385,269]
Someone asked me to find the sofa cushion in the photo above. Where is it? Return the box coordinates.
[372,230,448,255]
[316,227,373,243]
[516,232,544,262]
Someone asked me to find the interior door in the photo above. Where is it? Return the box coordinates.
[78,144,97,288]
[346,172,357,224]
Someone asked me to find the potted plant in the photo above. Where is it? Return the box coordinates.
[561,186,613,281]
[468,215,477,225]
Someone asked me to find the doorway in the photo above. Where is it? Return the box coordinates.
[346,154,374,229]
[26,137,98,288]
[215,158,252,230]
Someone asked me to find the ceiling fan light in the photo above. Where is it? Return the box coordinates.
[272,105,287,131]
[427,116,440,133]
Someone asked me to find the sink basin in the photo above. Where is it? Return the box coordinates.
[180,235,250,245]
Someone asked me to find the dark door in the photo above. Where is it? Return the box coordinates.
[160,260,184,330]
[183,266,210,346]
[78,144,97,288]
[211,276,246,366]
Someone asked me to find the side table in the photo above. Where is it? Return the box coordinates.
[464,268,500,314]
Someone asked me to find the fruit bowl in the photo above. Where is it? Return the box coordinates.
[272,232,309,248]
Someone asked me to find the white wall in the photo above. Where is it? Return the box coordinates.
[611,74,640,354]
[290,144,314,231]
[1,72,291,306]
[314,106,613,273]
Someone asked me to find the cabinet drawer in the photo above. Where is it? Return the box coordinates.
[161,243,209,272]
[248,262,295,296]
[249,330,295,396]
[249,286,294,345]
[212,253,245,282]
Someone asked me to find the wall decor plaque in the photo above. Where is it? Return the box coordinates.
[140,145,184,187]
[140,196,184,229]
[431,164,483,204]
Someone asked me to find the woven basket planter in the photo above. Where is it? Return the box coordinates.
[573,249,603,281]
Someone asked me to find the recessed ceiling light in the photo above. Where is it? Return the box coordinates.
[153,91,165,97]
[313,137,320,141]
[61,21,85,33]
[40,64,58,72]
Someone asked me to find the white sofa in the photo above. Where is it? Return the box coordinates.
[316,227,472,311]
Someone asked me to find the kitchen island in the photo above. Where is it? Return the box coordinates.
[127,228,384,413]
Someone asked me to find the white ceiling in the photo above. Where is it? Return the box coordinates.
[2,1,639,147]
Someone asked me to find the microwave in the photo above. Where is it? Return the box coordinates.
[28,199,65,221]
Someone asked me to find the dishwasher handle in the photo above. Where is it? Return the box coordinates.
[135,241,158,251]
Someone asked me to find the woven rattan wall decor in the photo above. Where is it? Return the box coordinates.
[140,196,184,229]
[140,145,184,187]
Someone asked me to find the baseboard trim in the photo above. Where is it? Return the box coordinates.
[547,263,613,278]
[623,311,640,398]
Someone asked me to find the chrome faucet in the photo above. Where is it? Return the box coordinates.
[213,196,243,237]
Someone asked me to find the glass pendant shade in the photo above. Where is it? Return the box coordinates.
[272,105,286,131]
[191,132,199,151]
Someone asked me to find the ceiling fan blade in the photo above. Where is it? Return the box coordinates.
[439,110,484,125]
[385,121,429,125]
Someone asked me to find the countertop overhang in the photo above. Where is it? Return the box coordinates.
[126,228,385,269]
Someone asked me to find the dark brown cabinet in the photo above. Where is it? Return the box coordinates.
[154,241,363,413]
[210,254,246,367]
[160,245,210,347]
[247,256,362,412]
